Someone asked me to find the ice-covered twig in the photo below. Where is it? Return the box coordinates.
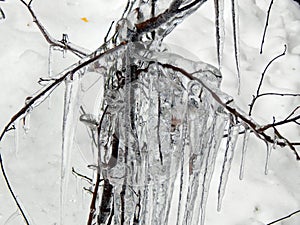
[87,105,110,225]
[260,0,275,54]
[72,167,93,184]
[256,92,300,98]
[283,106,300,121]
[0,155,30,225]
[231,0,241,94]
[0,6,5,19]
[134,0,207,40]
[249,44,287,116]
[19,0,90,57]
[267,209,300,225]
[0,42,126,225]
[0,42,125,143]
[258,114,300,132]
[153,62,300,160]
[87,172,101,225]
[214,0,225,70]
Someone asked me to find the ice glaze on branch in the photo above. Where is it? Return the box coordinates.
[20,0,90,57]
[133,0,207,40]
[151,62,300,160]
[249,44,287,116]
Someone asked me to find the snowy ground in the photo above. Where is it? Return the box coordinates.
[0,0,300,224]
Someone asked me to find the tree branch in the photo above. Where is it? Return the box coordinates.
[19,0,90,57]
[249,44,287,116]
[0,155,30,225]
[153,61,300,160]
[267,209,300,225]
[260,0,275,54]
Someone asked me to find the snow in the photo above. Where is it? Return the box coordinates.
[0,0,300,225]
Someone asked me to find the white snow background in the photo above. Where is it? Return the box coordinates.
[0,0,299,224]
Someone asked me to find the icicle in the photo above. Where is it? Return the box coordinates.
[199,112,227,225]
[217,121,240,212]
[47,45,54,109]
[231,0,241,94]
[164,117,188,225]
[264,142,271,175]
[175,151,186,225]
[239,127,250,180]
[4,210,20,225]
[174,118,189,225]
[214,0,225,70]
[4,198,35,225]
[48,45,54,78]
[13,120,20,156]
[22,112,31,133]
[60,74,81,225]
[61,34,69,58]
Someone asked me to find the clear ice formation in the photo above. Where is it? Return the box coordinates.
[77,41,231,225]
[69,1,245,224]
[14,1,252,224]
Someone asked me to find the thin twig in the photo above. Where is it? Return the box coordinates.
[231,0,241,94]
[87,106,110,225]
[134,0,206,38]
[259,114,300,131]
[72,167,93,184]
[249,44,287,116]
[0,7,5,19]
[104,21,115,43]
[257,92,300,98]
[0,155,30,225]
[267,209,300,225]
[178,0,207,12]
[260,0,275,54]
[283,106,300,121]
[19,0,89,57]
[87,172,101,225]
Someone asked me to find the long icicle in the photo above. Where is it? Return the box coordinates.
[60,74,81,225]
[217,120,240,211]
[214,0,225,70]
[239,127,250,180]
[264,141,271,175]
[231,0,241,94]
[14,120,20,156]
[199,112,226,225]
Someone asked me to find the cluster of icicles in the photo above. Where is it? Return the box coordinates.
[1,0,280,224]
[55,42,260,225]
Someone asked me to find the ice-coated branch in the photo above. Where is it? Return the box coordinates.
[214,0,225,69]
[249,44,287,116]
[19,0,90,57]
[260,0,275,54]
[256,92,300,98]
[0,6,5,19]
[133,0,207,40]
[152,61,300,160]
[231,0,241,93]
[0,42,126,143]
[0,155,30,225]
[0,42,126,224]
[267,209,300,225]
[87,172,101,225]
[258,114,300,132]
[72,167,93,184]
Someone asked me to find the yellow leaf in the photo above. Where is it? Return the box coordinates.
[81,17,89,23]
